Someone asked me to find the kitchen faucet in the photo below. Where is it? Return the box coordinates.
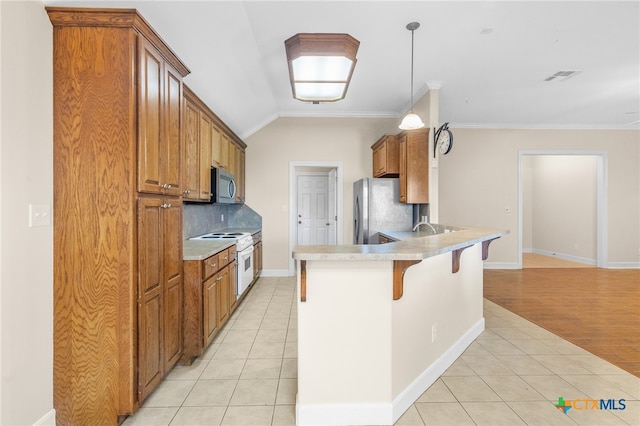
[412,221,437,233]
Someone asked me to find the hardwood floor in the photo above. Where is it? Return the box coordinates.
[484,265,640,377]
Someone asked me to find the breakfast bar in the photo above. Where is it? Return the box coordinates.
[292,226,508,426]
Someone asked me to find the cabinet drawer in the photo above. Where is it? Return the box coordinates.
[219,248,231,266]
[227,246,237,264]
[203,253,220,280]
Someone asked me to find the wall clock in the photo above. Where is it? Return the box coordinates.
[434,122,453,157]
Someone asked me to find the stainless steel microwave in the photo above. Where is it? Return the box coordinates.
[212,167,236,204]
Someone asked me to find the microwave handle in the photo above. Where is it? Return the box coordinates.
[229,179,237,198]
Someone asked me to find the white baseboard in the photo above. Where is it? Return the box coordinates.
[33,409,55,426]
[607,262,640,269]
[484,262,519,269]
[296,319,485,426]
[296,398,394,426]
[531,248,596,266]
[259,269,291,277]
[390,318,485,423]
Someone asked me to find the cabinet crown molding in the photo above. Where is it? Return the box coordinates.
[46,7,191,77]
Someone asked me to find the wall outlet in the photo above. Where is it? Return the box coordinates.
[221,214,224,221]
[431,324,438,343]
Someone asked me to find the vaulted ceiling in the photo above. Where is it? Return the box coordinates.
[42,1,640,139]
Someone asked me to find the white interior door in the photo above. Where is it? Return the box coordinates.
[297,174,329,245]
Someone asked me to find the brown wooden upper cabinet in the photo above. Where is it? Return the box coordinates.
[183,85,246,203]
[371,128,429,203]
[182,86,214,201]
[138,37,184,196]
[372,134,399,177]
[398,128,430,203]
[182,96,201,199]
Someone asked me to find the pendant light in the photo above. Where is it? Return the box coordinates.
[399,22,425,130]
[285,33,360,103]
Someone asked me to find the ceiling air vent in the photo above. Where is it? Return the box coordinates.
[544,70,581,82]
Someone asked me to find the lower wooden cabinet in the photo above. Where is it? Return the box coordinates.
[252,232,263,281]
[183,246,237,365]
[203,274,219,347]
[137,196,183,403]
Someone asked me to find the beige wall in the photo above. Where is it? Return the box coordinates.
[247,121,639,272]
[0,1,55,424]
[438,128,640,267]
[245,117,399,271]
[529,155,597,262]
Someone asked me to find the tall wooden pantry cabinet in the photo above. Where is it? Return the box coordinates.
[47,7,190,425]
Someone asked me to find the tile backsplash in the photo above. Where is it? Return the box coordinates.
[183,203,262,240]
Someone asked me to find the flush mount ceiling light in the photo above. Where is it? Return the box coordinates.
[399,22,425,130]
[285,33,360,104]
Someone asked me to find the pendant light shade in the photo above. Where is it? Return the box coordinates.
[285,33,360,103]
[399,22,425,130]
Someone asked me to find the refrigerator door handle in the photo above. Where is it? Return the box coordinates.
[354,196,360,243]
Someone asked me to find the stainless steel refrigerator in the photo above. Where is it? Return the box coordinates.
[353,178,413,244]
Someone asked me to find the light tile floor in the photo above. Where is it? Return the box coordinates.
[124,276,639,426]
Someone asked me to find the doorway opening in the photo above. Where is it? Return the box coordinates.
[518,151,607,269]
[288,161,343,275]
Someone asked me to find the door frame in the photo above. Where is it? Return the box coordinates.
[289,161,343,276]
[518,150,607,268]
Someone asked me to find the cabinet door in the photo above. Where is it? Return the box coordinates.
[203,275,218,347]
[163,199,183,371]
[211,124,222,168]
[182,99,200,200]
[138,38,164,194]
[238,149,245,202]
[372,144,385,177]
[220,133,230,170]
[138,37,183,196]
[398,135,408,202]
[217,266,229,325]
[199,113,213,200]
[163,62,183,196]
[228,260,237,312]
[137,197,164,403]
[372,135,399,178]
[228,141,237,178]
[403,130,429,203]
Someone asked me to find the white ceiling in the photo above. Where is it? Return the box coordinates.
[42,1,640,139]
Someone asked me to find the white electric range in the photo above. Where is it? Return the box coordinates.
[190,232,254,298]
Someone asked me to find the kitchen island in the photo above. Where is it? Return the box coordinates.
[292,226,507,426]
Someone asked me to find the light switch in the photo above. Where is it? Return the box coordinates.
[29,204,51,227]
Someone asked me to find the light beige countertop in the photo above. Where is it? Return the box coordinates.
[292,225,508,261]
[183,227,261,261]
[183,240,236,261]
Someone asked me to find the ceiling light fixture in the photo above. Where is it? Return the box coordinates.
[285,33,360,104]
[399,22,425,130]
